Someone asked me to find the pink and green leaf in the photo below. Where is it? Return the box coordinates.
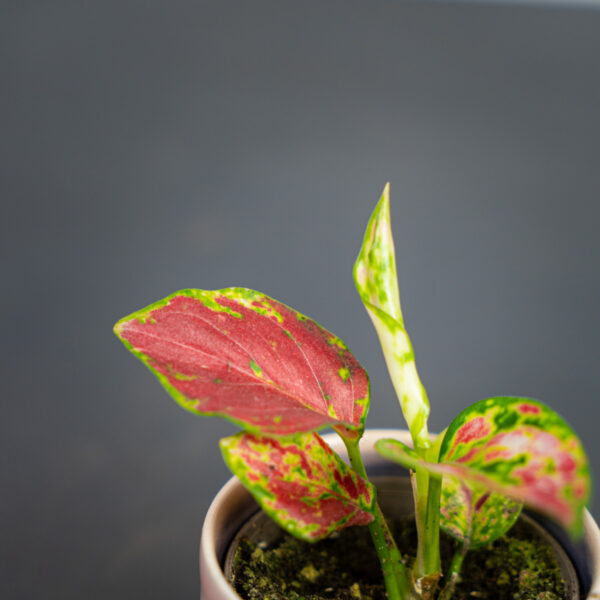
[439,479,522,547]
[374,438,521,546]
[114,288,369,437]
[376,397,591,537]
[220,431,376,541]
[354,184,430,449]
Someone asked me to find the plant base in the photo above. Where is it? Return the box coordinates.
[226,478,578,600]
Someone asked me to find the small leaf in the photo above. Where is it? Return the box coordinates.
[220,431,376,541]
[439,479,521,547]
[114,288,369,436]
[376,397,591,537]
[354,184,430,449]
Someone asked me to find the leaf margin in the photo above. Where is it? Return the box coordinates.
[220,430,377,541]
[114,287,370,436]
[375,396,591,538]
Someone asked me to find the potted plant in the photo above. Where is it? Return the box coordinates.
[115,184,599,599]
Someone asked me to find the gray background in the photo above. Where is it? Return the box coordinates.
[3,1,600,598]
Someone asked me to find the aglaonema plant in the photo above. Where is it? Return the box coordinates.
[114,184,591,600]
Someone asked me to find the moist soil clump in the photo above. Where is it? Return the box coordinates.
[231,517,567,600]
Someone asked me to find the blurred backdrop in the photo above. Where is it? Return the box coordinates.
[3,1,600,598]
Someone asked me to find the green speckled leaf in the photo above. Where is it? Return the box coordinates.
[114,288,369,437]
[220,431,376,541]
[375,397,591,537]
[439,479,521,547]
[353,185,430,449]
[374,437,520,546]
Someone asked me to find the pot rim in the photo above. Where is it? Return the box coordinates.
[199,429,600,599]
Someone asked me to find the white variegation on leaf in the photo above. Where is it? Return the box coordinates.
[354,184,430,450]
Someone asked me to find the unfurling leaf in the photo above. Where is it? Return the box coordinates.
[354,184,430,449]
[114,288,369,437]
[220,431,376,541]
[375,397,591,537]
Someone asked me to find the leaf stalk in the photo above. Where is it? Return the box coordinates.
[343,436,410,600]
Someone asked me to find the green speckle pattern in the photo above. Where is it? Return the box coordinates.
[438,397,590,537]
[250,359,263,377]
[439,480,521,547]
[375,397,591,537]
[338,367,350,382]
[114,287,370,437]
[353,184,430,449]
[220,431,376,541]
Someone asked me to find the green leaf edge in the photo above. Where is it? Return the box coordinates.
[440,396,590,464]
[113,287,369,435]
[220,432,377,542]
[375,401,591,539]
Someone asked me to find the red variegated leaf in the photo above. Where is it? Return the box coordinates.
[376,397,591,537]
[114,288,369,436]
[220,431,376,541]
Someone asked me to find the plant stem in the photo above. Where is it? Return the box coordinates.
[423,471,441,575]
[412,437,443,599]
[438,544,468,600]
[376,503,411,597]
[343,437,410,600]
[412,458,429,577]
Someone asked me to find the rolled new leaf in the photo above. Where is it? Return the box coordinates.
[114,288,369,437]
[354,184,430,449]
[220,431,376,541]
[376,397,591,537]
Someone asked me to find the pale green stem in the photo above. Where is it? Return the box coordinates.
[343,437,410,600]
[438,544,468,600]
[412,436,443,600]
[412,443,441,578]
[375,503,411,597]
[423,471,441,575]
[412,463,428,576]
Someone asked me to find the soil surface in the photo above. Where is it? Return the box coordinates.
[230,517,567,600]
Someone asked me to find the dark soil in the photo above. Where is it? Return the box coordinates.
[230,517,567,600]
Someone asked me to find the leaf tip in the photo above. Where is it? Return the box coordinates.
[382,181,390,201]
[113,318,126,340]
[375,182,391,216]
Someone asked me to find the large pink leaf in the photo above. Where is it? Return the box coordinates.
[114,288,369,436]
[220,431,375,541]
